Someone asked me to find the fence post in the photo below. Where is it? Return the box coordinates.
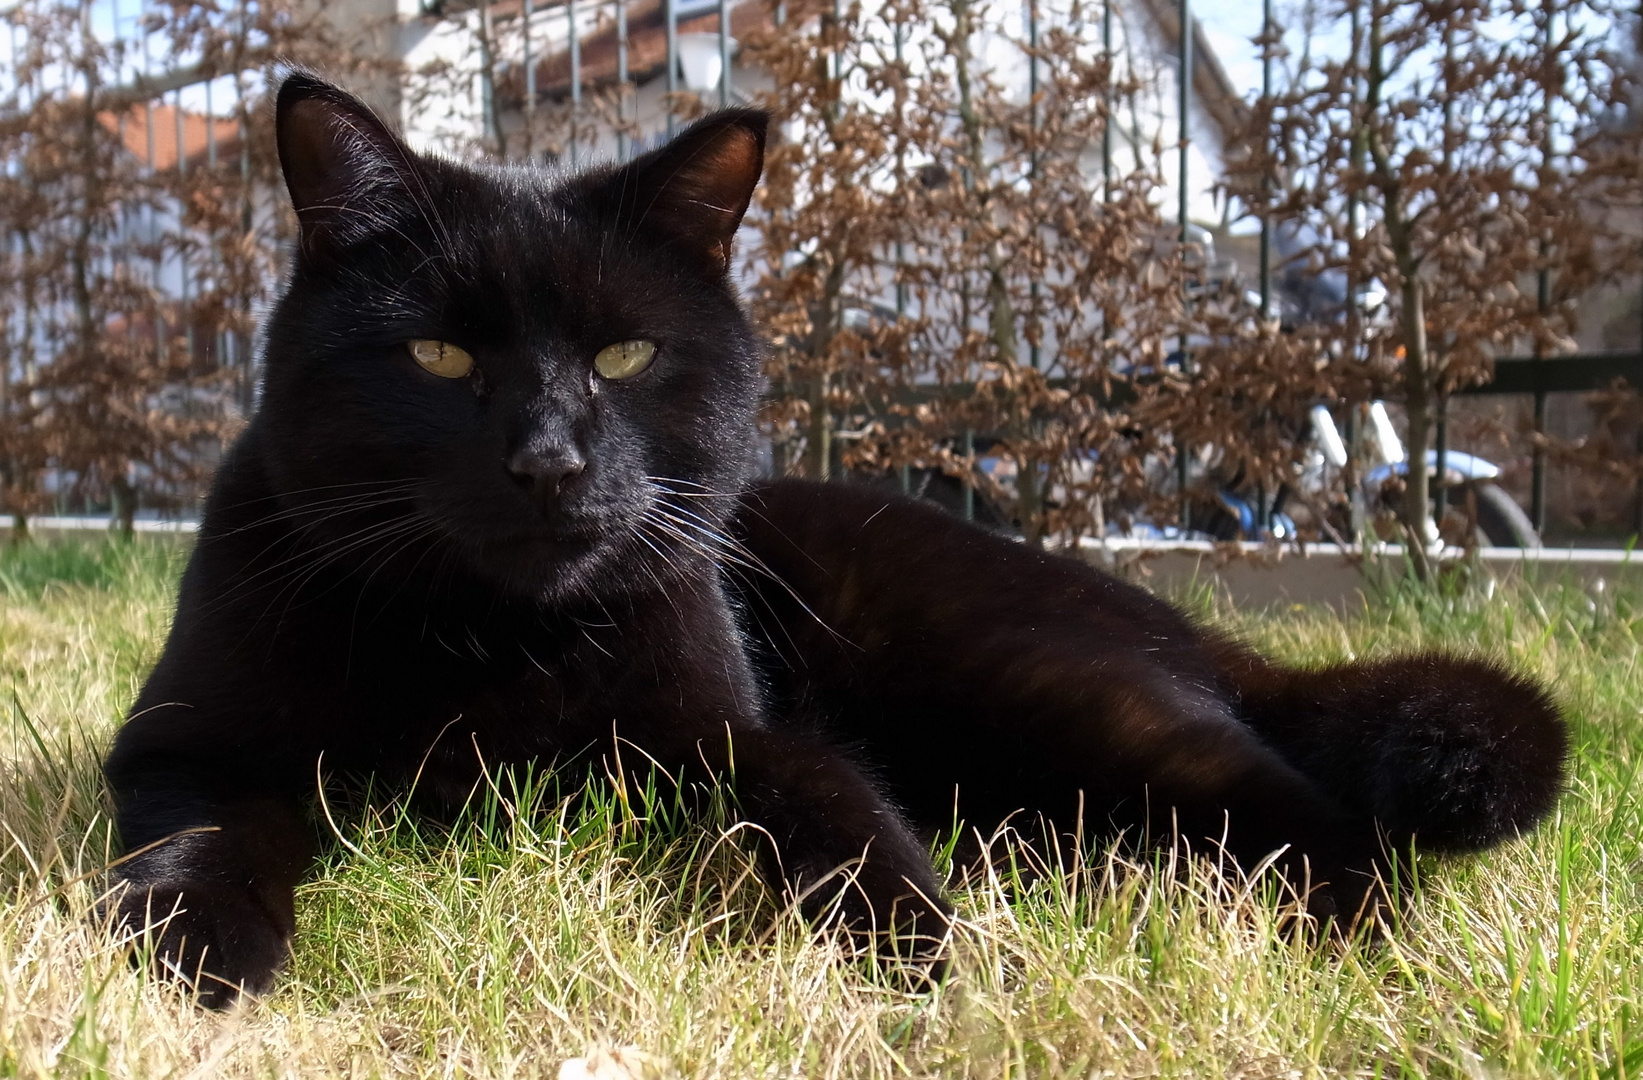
[1434,393,1448,524]
[719,0,731,106]
[963,429,975,521]
[1176,0,1192,531]
[141,4,162,366]
[1027,0,1039,372]
[1344,0,1365,544]
[1101,0,1111,201]
[523,0,534,158]
[175,88,194,371]
[570,0,581,166]
[617,0,630,160]
[1530,0,1553,534]
[1636,0,1643,539]
[666,0,678,136]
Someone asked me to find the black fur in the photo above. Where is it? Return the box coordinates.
[733,481,1568,887]
[102,74,1568,1009]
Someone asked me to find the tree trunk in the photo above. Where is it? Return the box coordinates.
[477,0,509,160]
[110,475,137,538]
[805,372,833,481]
[1399,276,1433,579]
[952,0,1038,543]
[1365,4,1432,579]
[802,257,847,481]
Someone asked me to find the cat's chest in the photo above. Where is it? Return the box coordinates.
[321,606,735,796]
[336,627,630,762]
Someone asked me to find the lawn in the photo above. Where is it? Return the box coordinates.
[0,535,1638,1078]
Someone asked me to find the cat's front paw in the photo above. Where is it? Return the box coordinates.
[106,880,292,1008]
[802,862,953,980]
[875,888,955,989]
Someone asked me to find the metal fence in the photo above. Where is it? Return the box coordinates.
[3,0,1641,534]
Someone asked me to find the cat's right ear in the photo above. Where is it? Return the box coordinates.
[276,72,419,262]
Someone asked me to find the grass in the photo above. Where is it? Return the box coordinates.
[0,536,1639,1078]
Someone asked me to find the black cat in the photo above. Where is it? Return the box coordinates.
[103,73,1568,1008]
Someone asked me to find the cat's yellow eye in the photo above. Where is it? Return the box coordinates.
[408,339,475,379]
[594,340,656,381]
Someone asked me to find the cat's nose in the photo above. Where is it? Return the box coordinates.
[507,446,587,506]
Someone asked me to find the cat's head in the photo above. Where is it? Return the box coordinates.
[255,73,767,605]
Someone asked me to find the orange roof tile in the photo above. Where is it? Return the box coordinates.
[97,103,242,171]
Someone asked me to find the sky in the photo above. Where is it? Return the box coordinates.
[1196,0,1269,99]
[1192,0,1356,101]
[1192,0,1632,101]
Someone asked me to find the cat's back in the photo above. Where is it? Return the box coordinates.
[732,479,1241,830]
[737,478,1202,647]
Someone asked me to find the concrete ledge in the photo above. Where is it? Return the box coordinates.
[1081,537,1643,608]
[4,516,200,536]
[6,516,1638,610]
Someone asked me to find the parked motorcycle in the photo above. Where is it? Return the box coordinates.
[1196,402,1537,547]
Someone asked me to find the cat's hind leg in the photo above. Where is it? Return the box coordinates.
[1006,665,1388,929]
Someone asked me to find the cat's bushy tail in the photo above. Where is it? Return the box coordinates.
[1217,647,1569,854]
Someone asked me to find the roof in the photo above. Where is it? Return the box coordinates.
[509,0,1244,147]
[1130,0,1246,145]
[499,0,770,100]
[97,103,243,171]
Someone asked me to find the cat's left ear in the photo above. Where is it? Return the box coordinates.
[588,109,767,276]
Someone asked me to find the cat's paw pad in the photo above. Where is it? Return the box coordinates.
[105,880,291,1008]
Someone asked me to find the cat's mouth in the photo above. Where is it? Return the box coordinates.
[482,525,602,553]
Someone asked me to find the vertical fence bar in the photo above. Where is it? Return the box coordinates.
[1530,0,1552,534]
[831,0,842,122]
[1434,20,1452,525]
[523,0,535,159]
[3,25,13,483]
[1175,0,1191,530]
[206,77,222,374]
[1257,0,1271,321]
[1636,0,1643,539]
[1101,0,1112,200]
[1027,0,1039,372]
[205,78,215,167]
[666,0,678,136]
[719,0,731,106]
[142,1,162,363]
[1176,0,1189,251]
[112,0,129,286]
[175,88,194,370]
[1256,0,1274,535]
[963,429,975,520]
[1434,394,1448,525]
[894,12,907,319]
[570,0,581,166]
[892,6,910,493]
[617,0,630,159]
[1345,0,1364,542]
[1636,231,1643,540]
[235,36,252,414]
